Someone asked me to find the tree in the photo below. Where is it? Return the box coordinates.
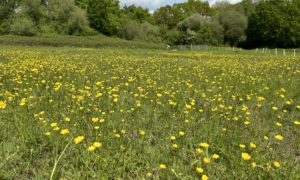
[246,0,300,48]
[122,5,153,23]
[87,0,121,36]
[219,10,247,46]
[47,0,92,35]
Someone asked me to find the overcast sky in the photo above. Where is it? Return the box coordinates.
[120,0,242,12]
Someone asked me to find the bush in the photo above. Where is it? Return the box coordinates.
[10,15,37,36]
[48,0,92,35]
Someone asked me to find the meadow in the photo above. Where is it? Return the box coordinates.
[0,46,299,179]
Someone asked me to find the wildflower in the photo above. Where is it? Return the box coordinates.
[203,157,210,164]
[275,135,284,141]
[50,123,57,127]
[241,153,251,161]
[212,154,220,159]
[172,144,178,149]
[170,136,176,141]
[74,136,85,144]
[159,164,167,169]
[88,145,96,151]
[196,167,204,173]
[45,132,51,136]
[60,129,69,135]
[157,93,162,97]
[93,142,102,148]
[115,133,121,138]
[0,100,7,109]
[252,162,257,168]
[293,121,300,125]
[139,130,145,136]
[202,175,208,180]
[272,106,279,111]
[19,98,27,106]
[196,148,203,154]
[65,117,71,122]
[264,136,269,140]
[250,142,256,149]
[199,143,209,148]
[179,131,185,136]
[92,117,99,123]
[273,161,280,168]
[146,172,152,177]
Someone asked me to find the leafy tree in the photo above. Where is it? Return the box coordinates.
[47,0,92,35]
[220,10,247,46]
[246,0,300,48]
[122,5,153,23]
[87,0,121,36]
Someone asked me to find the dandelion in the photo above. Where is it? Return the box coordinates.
[172,144,178,149]
[146,172,152,177]
[74,136,85,144]
[252,162,257,168]
[241,153,251,161]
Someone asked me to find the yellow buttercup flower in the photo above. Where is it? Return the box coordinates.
[241,153,251,161]
[139,130,145,136]
[74,136,85,144]
[159,164,166,169]
[273,161,280,168]
[202,175,208,180]
[199,143,209,148]
[275,135,284,141]
[196,167,204,173]
[0,100,7,109]
[93,142,102,148]
[60,129,69,135]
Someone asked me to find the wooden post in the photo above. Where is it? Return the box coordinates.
[283,49,286,56]
[294,49,296,57]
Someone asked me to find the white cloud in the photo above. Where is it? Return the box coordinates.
[120,0,242,11]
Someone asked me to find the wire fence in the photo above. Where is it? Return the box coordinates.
[169,45,299,56]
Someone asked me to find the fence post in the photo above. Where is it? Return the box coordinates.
[283,49,286,56]
[294,49,296,57]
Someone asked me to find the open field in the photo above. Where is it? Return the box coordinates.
[0,46,299,179]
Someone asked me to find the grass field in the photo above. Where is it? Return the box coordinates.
[0,46,299,179]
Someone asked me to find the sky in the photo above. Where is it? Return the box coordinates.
[120,0,242,12]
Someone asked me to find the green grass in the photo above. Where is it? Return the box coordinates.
[0,46,299,179]
[0,35,165,49]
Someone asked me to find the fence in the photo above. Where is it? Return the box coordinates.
[169,45,299,56]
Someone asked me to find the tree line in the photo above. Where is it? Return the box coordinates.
[0,0,299,48]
